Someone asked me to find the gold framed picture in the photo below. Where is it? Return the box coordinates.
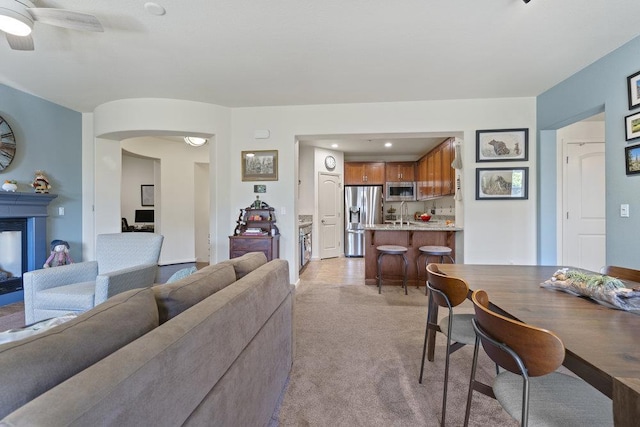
[241,150,278,181]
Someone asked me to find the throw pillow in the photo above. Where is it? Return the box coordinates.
[166,266,198,284]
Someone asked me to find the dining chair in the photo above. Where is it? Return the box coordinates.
[463,289,613,427]
[418,263,475,426]
[600,265,640,283]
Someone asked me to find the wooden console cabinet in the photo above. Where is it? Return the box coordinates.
[229,200,280,261]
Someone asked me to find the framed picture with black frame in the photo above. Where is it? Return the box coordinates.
[625,144,640,175]
[476,167,529,200]
[141,185,154,206]
[625,111,640,141]
[627,70,640,110]
[476,128,529,162]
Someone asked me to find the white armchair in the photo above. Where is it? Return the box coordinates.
[23,233,164,324]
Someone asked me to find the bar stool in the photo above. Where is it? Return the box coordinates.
[416,246,455,293]
[376,245,408,295]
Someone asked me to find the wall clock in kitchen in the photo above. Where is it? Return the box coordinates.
[0,116,16,171]
[324,155,336,170]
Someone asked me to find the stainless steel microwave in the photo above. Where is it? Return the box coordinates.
[385,182,416,201]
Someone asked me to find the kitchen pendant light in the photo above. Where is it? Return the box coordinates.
[184,136,207,147]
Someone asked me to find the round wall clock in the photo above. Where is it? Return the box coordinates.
[324,155,336,171]
[0,116,16,171]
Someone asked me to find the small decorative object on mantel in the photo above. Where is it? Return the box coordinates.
[541,268,640,313]
[31,170,51,193]
[2,179,17,192]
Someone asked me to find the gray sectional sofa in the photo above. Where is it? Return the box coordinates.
[0,252,294,426]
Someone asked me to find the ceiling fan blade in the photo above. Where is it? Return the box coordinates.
[27,8,103,32]
[6,33,34,50]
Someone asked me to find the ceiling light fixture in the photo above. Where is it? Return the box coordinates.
[331,143,338,148]
[184,136,207,147]
[0,3,33,36]
[385,142,392,148]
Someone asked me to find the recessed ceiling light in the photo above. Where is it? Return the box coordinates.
[184,136,207,147]
[385,142,392,147]
[144,2,166,16]
[331,143,338,148]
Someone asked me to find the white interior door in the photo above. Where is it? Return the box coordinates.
[563,142,606,271]
[318,172,341,259]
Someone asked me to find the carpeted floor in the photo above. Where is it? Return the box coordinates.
[274,277,518,426]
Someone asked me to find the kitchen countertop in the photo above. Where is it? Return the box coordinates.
[364,221,462,232]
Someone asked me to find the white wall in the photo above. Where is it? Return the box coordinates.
[121,137,210,265]
[121,154,154,226]
[88,99,231,266]
[87,97,536,284]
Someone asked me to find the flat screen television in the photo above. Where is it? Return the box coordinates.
[135,209,154,223]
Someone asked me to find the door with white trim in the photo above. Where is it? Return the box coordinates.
[563,142,605,271]
[318,172,341,259]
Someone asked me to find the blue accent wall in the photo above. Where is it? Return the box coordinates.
[0,85,82,305]
[537,36,640,268]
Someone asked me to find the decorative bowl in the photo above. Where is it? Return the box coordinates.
[420,214,431,222]
[2,182,17,192]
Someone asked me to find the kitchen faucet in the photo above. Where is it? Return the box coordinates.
[399,201,408,226]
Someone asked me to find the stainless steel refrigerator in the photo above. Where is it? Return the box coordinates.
[344,185,383,257]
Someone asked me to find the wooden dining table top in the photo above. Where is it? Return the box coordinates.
[437,264,640,398]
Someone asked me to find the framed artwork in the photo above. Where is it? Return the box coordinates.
[254,184,267,193]
[476,167,529,200]
[241,150,278,181]
[141,185,154,206]
[625,144,640,175]
[476,128,529,162]
[627,70,640,110]
[625,111,640,141]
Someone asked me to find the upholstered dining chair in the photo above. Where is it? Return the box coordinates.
[23,233,164,324]
[418,263,475,426]
[464,289,613,427]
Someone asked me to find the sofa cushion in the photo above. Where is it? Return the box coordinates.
[220,252,268,280]
[153,263,237,323]
[0,287,158,419]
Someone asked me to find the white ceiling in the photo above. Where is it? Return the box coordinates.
[0,1,631,157]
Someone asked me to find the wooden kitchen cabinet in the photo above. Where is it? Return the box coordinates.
[415,138,455,200]
[344,162,385,185]
[385,162,415,182]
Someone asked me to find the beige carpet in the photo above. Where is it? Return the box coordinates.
[275,279,518,426]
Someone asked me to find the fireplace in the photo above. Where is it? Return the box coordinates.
[0,219,27,294]
[0,192,58,300]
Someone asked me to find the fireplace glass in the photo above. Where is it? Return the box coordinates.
[0,219,27,295]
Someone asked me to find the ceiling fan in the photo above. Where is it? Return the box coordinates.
[0,0,103,50]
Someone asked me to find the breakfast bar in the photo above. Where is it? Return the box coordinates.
[363,222,462,287]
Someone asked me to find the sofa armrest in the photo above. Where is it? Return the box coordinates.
[94,264,158,304]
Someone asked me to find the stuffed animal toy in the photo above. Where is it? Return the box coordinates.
[43,240,73,268]
[31,170,51,194]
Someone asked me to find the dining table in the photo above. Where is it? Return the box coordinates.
[427,264,640,425]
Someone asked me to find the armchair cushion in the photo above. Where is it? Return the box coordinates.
[0,287,159,419]
[35,281,96,312]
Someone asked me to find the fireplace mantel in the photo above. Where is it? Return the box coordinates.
[0,192,58,218]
